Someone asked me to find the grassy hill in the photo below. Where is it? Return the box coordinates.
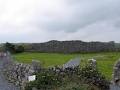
[13,52,120,79]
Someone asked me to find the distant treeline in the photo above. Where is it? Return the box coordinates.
[22,40,120,53]
[0,42,25,53]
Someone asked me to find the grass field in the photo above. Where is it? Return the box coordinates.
[13,52,120,80]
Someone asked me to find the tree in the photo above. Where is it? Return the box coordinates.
[4,42,16,53]
[15,45,24,53]
[4,42,24,53]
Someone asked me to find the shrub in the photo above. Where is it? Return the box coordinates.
[4,42,16,53]
[80,64,110,90]
[3,42,24,53]
[59,82,89,90]
[15,45,24,53]
[25,69,63,90]
[25,64,110,90]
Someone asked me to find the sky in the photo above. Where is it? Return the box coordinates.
[0,0,120,43]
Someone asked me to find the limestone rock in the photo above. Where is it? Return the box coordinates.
[112,59,120,86]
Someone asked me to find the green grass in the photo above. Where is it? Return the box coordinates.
[13,52,120,80]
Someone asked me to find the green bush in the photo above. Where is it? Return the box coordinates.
[59,82,89,90]
[80,64,110,90]
[25,65,110,90]
[25,69,63,90]
[3,42,24,53]
[4,42,16,53]
[15,45,24,53]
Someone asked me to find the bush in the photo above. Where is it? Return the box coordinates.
[59,82,89,90]
[80,64,110,90]
[4,42,16,53]
[25,65,110,90]
[15,45,24,53]
[3,42,24,53]
[25,69,63,90]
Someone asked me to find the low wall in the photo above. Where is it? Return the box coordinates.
[1,52,40,90]
[24,40,116,53]
[3,62,35,90]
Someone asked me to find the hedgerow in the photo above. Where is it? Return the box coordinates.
[25,64,110,90]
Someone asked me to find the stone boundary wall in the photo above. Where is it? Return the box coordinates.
[1,52,40,90]
[3,62,35,90]
[24,40,116,53]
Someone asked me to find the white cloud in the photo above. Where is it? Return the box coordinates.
[0,0,120,42]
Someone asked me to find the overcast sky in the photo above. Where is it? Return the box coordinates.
[0,0,120,43]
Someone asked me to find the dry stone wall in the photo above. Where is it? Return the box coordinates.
[25,40,116,53]
[111,60,120,90]
[1,53,41,90]
[3,62,35,90]
[112,60,120,86]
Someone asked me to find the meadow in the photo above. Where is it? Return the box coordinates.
[13,52,120,79]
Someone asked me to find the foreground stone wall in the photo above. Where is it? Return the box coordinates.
[3,62,35,90]
[1,53,41,90]
[110,60,120,90]
[25,40,116,53]
[112,60,120,86]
